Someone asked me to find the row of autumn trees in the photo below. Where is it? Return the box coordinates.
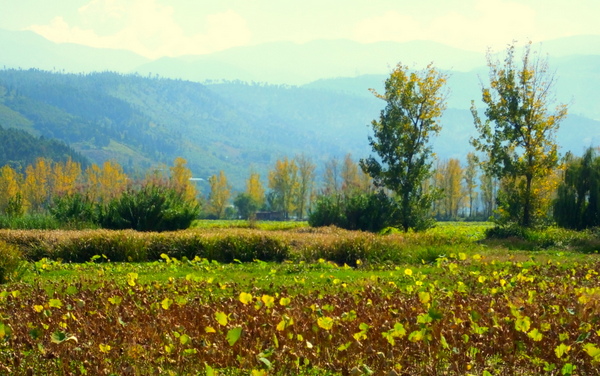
[0,157,200,231]
[0,150,498,223]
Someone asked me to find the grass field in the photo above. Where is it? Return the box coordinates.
[1,222,600,375]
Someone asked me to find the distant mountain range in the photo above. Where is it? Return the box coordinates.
[0,30,599,190]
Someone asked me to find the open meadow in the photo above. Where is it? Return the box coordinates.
[1,222,600,375]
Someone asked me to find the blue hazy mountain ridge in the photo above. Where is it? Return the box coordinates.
[0,30,599,189]
[0,29,149,73]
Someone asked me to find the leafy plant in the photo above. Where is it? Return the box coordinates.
[0,240,26,284]
[99,181,200,232]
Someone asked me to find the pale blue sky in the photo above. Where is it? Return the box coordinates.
[1,0,598,58]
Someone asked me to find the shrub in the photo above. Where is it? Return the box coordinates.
[309,192,400,233]
[0,240,25,284]
[49,193,97,228]
[99,182,200,232]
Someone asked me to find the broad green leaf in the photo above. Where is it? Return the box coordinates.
[239,292,253,305]
[317,316,334,330]
[0,323,10,339]
[65,285,78,295]
[408,330,424,342]
[205,363,216,376]
[215,311,228,326]
[561,363,576,376]
[528,328,543,341]
[515,316,531,333]
[50,330,77,343]
[179,334,191,345]
[555,343,570,359]
[279,297,291,306]
[440,334,449,349]
[583,343,600,361]
[227,327,242,346]
[108,296,122,305]
[392,323,406,338]
[48,299,62,309]
[338,342,352,351]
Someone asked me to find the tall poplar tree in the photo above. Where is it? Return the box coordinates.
[360,63,448,232]
[471,42,567,227]
[207,170,231,219]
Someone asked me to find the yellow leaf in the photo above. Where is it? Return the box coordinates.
[279,297,291,306]
[261,295,275,308]
[205,326,216,333]
[404,268,413,276]
[215,311,228,326]
[33,305,44,313]
[99,344,111,353]
[418,291,431,304]
[239,292,253,305]
[161,298,172,310]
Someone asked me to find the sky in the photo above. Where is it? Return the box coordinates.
[1,0,599,59]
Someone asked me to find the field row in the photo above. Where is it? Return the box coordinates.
[1,254,600,375]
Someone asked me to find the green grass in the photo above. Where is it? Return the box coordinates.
[191,219,309,231]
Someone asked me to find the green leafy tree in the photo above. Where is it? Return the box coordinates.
[294,154,316,219]
[360,63,448,232]
[554,148,600,229]
[268,157,299,219]
[471,42,568,227]
[233,193,260,220]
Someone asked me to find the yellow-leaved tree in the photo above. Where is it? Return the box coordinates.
[207,170,231,219]
[169,157,197,202]
[0,165,23,216]
[23,158,51,212]
[471,42,568,227]
[268,157,299,219]
[84,161,128,203]
[246,172,265,208]
[51,158,81,198]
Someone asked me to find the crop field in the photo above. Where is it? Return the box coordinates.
[1,223,600,375]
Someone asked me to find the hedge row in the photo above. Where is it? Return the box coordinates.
[0,227,455,265]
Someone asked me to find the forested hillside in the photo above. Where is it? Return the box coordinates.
[0,126,88,170]
[0,69,376,189]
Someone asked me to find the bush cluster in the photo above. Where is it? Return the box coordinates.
[0,240,25,284]
[309,192,399,233]
[49,181,200,232]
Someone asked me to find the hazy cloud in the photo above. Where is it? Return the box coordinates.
[353,0,537,51]
[27,0,251,58]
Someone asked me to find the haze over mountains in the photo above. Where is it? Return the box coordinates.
[1,29,599,190]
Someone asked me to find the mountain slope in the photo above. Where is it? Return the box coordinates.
[0,29,149,73]
[0,125,89,170]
